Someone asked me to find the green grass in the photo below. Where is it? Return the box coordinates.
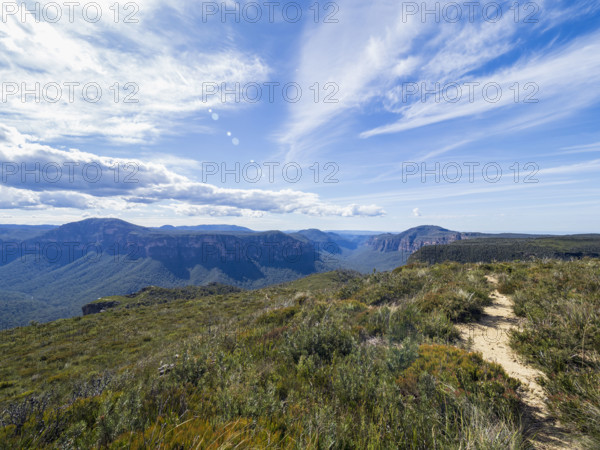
[489,259,600,445]
[1,260,597,448]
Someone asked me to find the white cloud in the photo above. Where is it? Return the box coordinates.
[558,142,600,154]
[0,1,270,143]
[538,159,600,176]
[278,0,600,155]
[361,32,600,138]
[0,125,386,217]
[171,204,266,218]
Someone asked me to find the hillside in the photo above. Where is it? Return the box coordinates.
[0,225,56,241]
[409,235,600,264]
[1,260,597,448]
[337,225,537,272]
[0,219,327,329]
[0,220,503,329]
[1,219,586,329]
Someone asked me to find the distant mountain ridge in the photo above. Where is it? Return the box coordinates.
[409,235,600,264]
[0,219,326,328]
[364,225,546,254]
[366,225,472,253]
[0,224,57,241]
[156,224,253,232]
[0,218,581,329]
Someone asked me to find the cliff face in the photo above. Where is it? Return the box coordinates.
[132,232,317,269]
[2,220,319,276]
[366,226,469,254]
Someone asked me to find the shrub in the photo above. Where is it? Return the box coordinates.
[398,345,521,420]
[284,320,355,364]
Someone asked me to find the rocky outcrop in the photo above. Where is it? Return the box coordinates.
[82,301,120,316]
[366,226,473,254]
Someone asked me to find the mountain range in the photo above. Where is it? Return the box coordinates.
[0,218,592,329]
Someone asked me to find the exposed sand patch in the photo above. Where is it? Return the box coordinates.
[457,276,574,449]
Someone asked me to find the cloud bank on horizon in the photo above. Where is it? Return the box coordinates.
[0,0,599,231]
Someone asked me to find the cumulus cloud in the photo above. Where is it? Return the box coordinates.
[0,126,386,217]
[412,207,421,217]
[0,185,107,210]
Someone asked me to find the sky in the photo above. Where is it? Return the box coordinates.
[0,0,599,233]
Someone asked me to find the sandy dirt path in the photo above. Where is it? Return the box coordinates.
[457,276,573,449]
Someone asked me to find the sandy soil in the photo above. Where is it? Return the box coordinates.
[457,276,575,449]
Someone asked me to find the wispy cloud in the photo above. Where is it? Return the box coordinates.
[361,32,600,138]
[278,0,600,157]
[0,1,270,143]
[557,142,600,154]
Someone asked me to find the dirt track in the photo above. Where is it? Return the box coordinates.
[457,276,573,449]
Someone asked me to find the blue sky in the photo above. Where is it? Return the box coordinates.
[0,0,599,232]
